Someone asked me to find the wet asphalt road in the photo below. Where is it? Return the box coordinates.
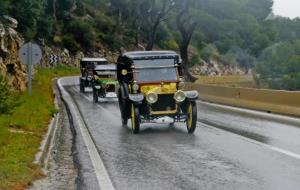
[67,86,300,190]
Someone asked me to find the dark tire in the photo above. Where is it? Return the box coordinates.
[186,101,197,134]
[131,104,140,134]
[80,79,85,93]
[118,88,129,126]
[122,116,128,126]
[93,89,99,103]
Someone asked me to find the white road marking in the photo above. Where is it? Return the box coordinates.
[58,79,115,190]
[71,104,115,190]
[73,87,118,115]
[200,122,300,160]
[197,101,300,126]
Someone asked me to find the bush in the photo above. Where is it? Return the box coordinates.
[161,40,178,51]
[190,54,201,66]
[100,34,122,51]
[0,75,19,114]
[62,35,81,53]
[200,44,220,62]
[36,16,54,40]
[65,19,95,49]
[94,13,113,34]
[255,41,300,90]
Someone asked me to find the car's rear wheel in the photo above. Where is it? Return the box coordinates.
[93,89,99,103]
[186,101,197,134]
[131,104,140,134]
[118,88,128,125]
[80,79,85,93]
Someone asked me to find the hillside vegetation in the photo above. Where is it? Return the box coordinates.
[0,0,299,89]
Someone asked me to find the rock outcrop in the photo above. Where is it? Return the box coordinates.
[0,16,119,91]
[189,58,246,76]
[0,16,27,90]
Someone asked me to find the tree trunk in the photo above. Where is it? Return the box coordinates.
[145,34,154,50]
[52,0,57,20]
[180,41,197,82]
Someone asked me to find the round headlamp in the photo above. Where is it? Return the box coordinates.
[174,90,186,103]
[121,69,128,76]
[146,93,158,104]
[132,83,139,91]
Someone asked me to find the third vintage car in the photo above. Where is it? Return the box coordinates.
[92,64,118,103]
[117,51,199,134]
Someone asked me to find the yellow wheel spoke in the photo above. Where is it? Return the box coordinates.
[131,104,135,130]
[187,103,193,129]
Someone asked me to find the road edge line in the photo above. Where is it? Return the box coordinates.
[198,101,300,127]
[200,122,300,160]
[57,77,115,190]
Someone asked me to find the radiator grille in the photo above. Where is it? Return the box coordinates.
[151,94,176,112]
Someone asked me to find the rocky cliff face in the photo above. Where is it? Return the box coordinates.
[0,16,27,90]
[39,43,118,68]
[0,16,120,91]
[189,58,247,76]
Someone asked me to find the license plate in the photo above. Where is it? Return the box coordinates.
[106,92,117,98]
[154,117,174,124]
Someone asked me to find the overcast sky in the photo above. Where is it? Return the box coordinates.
[273,0,300,18]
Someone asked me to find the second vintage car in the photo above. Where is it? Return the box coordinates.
[117,51,199,134]
[79,58,108,93]
[92,64,118,103]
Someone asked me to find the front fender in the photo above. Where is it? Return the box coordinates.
[184,90,199,100]
[129,94,144,104]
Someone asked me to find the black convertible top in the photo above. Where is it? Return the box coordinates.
[121,51,179,60]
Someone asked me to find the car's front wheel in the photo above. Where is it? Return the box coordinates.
[93,88,99,103]
[118,88,128,126]
[131,104,140,134]
[80,79,85,93]
[186,101,197,134]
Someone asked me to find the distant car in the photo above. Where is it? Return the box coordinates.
[117,51,199,134]
[79,58,108,93]
[92,65,118,103]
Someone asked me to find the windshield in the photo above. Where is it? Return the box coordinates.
[96,61,108,65]
[133,59,178,83]
[95,71,116,78]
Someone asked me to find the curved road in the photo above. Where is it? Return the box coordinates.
[66,86,300,190]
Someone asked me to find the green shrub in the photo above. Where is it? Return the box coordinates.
[62,35,81,53]
[190,54,200,66]
[94,13,113,34]
[161,40,179,51]
[100,34,122,51]
[0,75,19,114]
[36,15,54,40]
[200,44,220,62]
[65,19,96,49]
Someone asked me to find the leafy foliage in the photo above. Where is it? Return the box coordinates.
[1,0,300,88]
[64,19,95,49]
[0,75,19,114]
[255,40,300,90]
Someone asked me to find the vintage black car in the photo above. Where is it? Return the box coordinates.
[79,58,108,93]
[92,65,118,103]
[117,51,199,134]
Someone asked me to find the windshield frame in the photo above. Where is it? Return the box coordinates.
[132,59,179,84]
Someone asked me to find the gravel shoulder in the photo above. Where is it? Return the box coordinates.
[29,82,77,190]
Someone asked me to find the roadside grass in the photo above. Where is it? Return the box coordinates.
[0,65,79,190]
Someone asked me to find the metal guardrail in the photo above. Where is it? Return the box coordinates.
[186,83,300,117]
[196,75,255,87]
